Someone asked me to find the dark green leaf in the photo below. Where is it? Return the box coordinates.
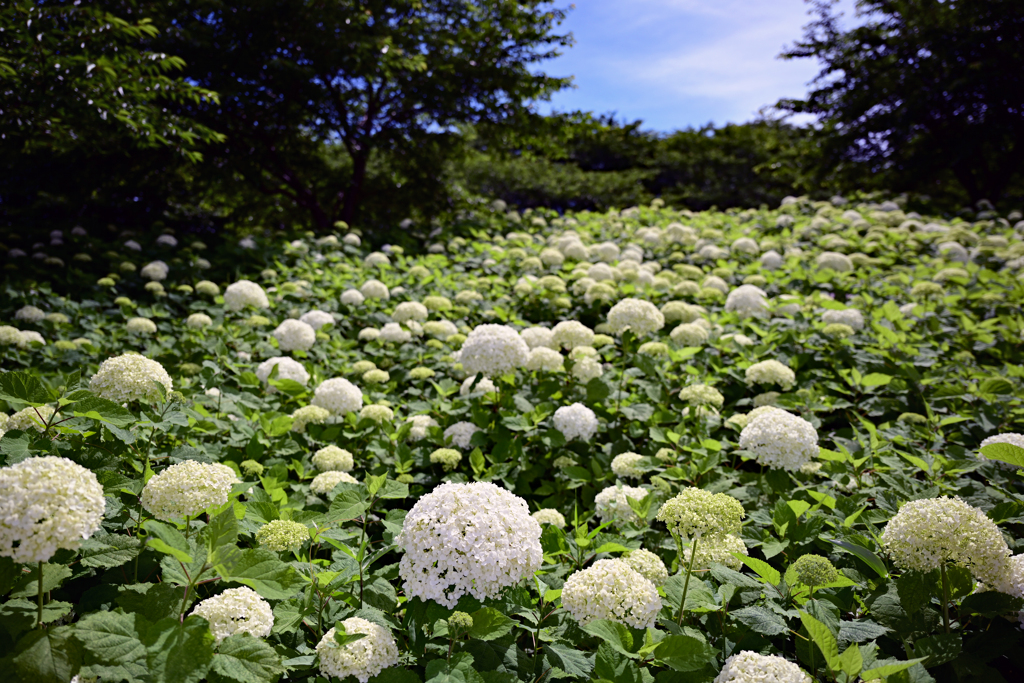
[73,610,148,683]
[12,626,81,683]
[468,607,515,642]
[654,634,714,672]
[211,634,285,683]
[0,371,54,405]
[139,616,215,683]
[219,548,304,600]
[730,606,789,636]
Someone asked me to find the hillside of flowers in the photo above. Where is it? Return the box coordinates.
[2,196,1024,683]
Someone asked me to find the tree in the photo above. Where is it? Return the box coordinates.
[160,0,572,231]
[0,1,222,161]
[778,0,1024,203]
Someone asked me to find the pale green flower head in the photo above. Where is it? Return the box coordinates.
[430,448,462,472]
[656,487,745,540]
[791,554,840,587]
[256,520,309,552]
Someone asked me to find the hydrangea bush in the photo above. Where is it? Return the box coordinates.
[1,198,1024,682]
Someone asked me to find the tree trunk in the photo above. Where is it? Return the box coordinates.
[340,150,368,228]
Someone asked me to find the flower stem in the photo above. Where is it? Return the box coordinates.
[37,561,45,629]
[677,537,698,625]
[940,564,951,633]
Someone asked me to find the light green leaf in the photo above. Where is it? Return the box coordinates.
[980,442,1024,469]
[581,619,637,658]
[0,371,54,405]
[799,610,840,671]
[730,552,781,585]
[467,607,514,641]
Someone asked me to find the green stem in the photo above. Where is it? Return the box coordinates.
[940,564,951,633]
[37,561,44,629]
[677,537,698,625]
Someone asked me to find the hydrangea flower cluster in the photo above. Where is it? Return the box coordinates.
[458,324,530,378]
[561,559,662,628]
[256,520,310,552]
[821,308,865,331]
[89,353,174,403]
[745,360,796,390]
[8,405,55,432]
[611,452,644,479]
[186,313,213,329]
[224,280,270,311]
[312,445,354,471]
[461,376,497,395]
[532,509,566,527]
[429,448,462,471]
[291,405,331,432]
[0,456,106,562]
[679,384,724,409]
[790,554,840,587]
[607,298,665,337]
[359,404,394,424]
[316,618,399,683]
[526,347,565,372]
[713,651,807,683]
[256,356,310,388]
[521,326,556,349]
[738,407,819,471]
[682,534,748,570]
[406,414,439,441]
[191,587,274,642]
[126,317,157,334]
[272,319,316,351]
[551,320,594,349]
[881,496,1011,587]
[310,470,359,494]
[552,403,599,441]
[724,284,769,318]
[656,487,745,540]
[141,461,238,521]
[311,377,363,415]
[594,485,649,525]
[397,482,542,607]
[623,548,669,586]
[443,421,480,450]
[670,322,710,346]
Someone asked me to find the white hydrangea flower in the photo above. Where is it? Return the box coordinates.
[656,487,745,539]
[312,445,354,472]
[670,322,709,346]
[460,376,497,396]
[424,320,459,340]
[459,324,529,378]
[15,305,45,322]
[299,310,335,329]
[821,308,865,331]
[761,250,784,270]
[379,322,412,343]
[606,298,665,337]
[551,320,595,349]
[256,357,310,388]
[725,285,769,318]
[343,233,361,246]
[444,421,481,450]
[397,482,542,608]
[272,319,316,351]
[186,313,213,329]
[0,456,105,563]
[0,325,26,346]
[90,353,173,403]
[623,548,668,586]
[532,509,566,527]
[561,559,662,628]
[360,279,390,300]
[310,471,359,494]
[738,407,818,472]
[679,384,724,409]
[714,651,807,683]
[358,328,380,341]
[141,461,238,521]
[406,414,439,441]
[881,496,1012,588]
[594,485,649,525]
[552,403,598,441]
[816,251,854,272]
[392,301,428,323]
[311,378,363,416]
[745,360,796,390]
[8,405,55,432]
[571,357,603,383]
[140,260,169,281]
[683,534,748,571]
[191,587,274,643]
[126,317,157,334]
[526,347,565,372]
[611,452,644,479]
[316,618,399,683]
[341,289,366,306]
[224,280,270,311]
[364,251,391,267]
[156,234,178,247]
[359,404,394,424]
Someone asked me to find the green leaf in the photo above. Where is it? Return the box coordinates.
[467,607,514,641]
[860,373,893,387]
[144,520,193,564]
[326,488,369,522]
[0,371,54,405]
[581,619,638,658]
[837,620,889,643]
[861,658,927,680]
[72,395,135,427]
[11,563,71,598]
[206,508,240,553]
[544,642,594,678]
[979,377,1014,395]
[896,570,935,615]
[219,548,304,600]
[0,599,72,639]
[139,616,215,683]
[13,626,82,683]
[980,442,1024,468]
[73,610,148,683]
[117,583,195,622]
[0,430,33,464]
[211,634,284,683]
[730,552,781,585]
[654,634,714,672]
[79,533,142,569]
[837,643,863,678]
[959,591,1024,617]
[828,538,889,578]
[331,622,369,648]
[909,633,961,667]
[799,610,840,671]
[730,606,789,636]
[365,473,387,498]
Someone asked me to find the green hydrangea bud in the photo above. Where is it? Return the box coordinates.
[430,448,462,472]
[180,363,202,377]
[447,611,473,634]
[791,554,840,587]
[97,277,116,287]
[240,460,265,477]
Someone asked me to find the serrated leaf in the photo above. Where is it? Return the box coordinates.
[654,634,714,672]
[980,442,1024,468]
[544,642,594,677]
[72,395,135,427]
[581,619,638,657]
[861,658,926,679]
[730,606,789,636]
[468,607,514,641]
[79,533,142,569]
[139,616,215,683]
[11,563,72,598]
[800,610,840,671]
[0,371,54,405]
[117,583,195,622]
[828,538,889,578]
[73,610,148,683]
[326,488,369,522]
[219,548,303,600]
[144,520,193,563]
[211,634,285,683]
[837,619,889,643]
[13,626,81,683]
[730,552,781,585]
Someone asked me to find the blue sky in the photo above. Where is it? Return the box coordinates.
[536,0,858,132]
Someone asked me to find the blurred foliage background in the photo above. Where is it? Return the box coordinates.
[1,0,1022,247]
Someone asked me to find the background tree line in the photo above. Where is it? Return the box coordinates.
[1,0,1022,246]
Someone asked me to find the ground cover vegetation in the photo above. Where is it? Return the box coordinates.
[2,196,1024,683]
